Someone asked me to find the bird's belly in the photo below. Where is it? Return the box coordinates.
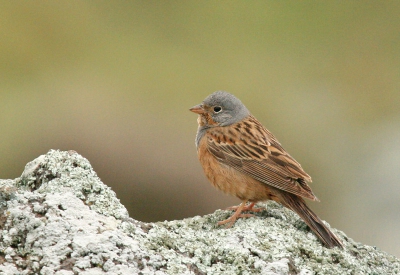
[198,143,274,202]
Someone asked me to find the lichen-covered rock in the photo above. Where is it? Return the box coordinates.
[0,150,399,274]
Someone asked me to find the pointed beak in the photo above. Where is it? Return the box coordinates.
[189,104,205,114]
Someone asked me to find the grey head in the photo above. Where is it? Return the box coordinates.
[190,91,250,147]
[190,91,250,127]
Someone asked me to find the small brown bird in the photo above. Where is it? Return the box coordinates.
[190,91,342,248]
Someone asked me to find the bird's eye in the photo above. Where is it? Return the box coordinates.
[213,106,222,113]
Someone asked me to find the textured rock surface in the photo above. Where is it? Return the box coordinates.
[1,150,399,275]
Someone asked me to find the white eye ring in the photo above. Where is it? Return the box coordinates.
[213,106,222,113]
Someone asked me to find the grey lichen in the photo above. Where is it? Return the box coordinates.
[0,150,399,274]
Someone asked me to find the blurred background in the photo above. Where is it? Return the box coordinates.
[1,1,399,256]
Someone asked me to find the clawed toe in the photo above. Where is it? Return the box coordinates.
[225,202,264,213]
[246,206,264,212]
[218,213,255,228]
[217,218,235,228]
[218,201,263,228]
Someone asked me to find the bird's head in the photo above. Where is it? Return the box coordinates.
[190,91,250,128]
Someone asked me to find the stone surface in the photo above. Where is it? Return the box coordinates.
[0,150,399,274]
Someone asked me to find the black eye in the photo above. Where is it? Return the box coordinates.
[213,106,222,113]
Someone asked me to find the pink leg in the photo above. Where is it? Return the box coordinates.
[226,202,264,213]
[218,201,262,228]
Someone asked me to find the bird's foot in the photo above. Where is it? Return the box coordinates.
[218,201,261,228]
[226,202,264,213]
[218,213,254,228]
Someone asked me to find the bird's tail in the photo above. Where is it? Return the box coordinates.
[279,193,343,248]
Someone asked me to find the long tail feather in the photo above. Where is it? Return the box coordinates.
[280,193,343,248]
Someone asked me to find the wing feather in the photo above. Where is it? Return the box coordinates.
[206,116,317,201]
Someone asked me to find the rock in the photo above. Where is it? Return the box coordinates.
[1,150,399,274]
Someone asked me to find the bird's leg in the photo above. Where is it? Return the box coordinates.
[226,202,264,213]
[218,200,255,228]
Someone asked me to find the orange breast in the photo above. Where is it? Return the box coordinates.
[197,134,276,202]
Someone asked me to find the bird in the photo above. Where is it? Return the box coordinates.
[189,91,343,248]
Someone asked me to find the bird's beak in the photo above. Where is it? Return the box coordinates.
[189,104,205,114]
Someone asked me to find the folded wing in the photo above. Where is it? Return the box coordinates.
[207,116,318,201]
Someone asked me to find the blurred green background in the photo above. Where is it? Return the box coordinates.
[1,1,399,256]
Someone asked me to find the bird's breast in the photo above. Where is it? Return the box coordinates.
[197,133,275,202]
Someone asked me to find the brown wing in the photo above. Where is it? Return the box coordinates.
[206,115,318,201]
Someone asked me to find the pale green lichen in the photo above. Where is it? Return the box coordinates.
[17,150,129,220]
[1,150,399,274]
